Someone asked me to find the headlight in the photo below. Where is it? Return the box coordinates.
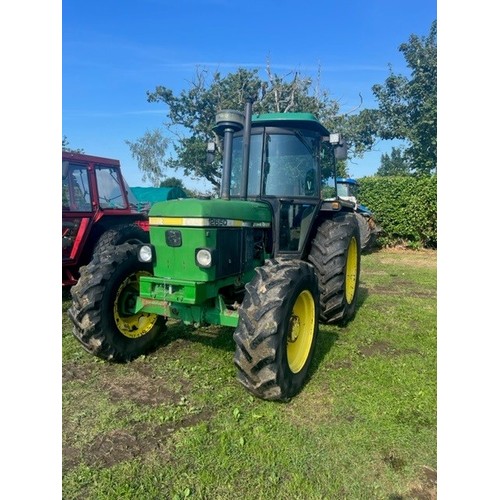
[195,248,213,268]
[138,244,153,263]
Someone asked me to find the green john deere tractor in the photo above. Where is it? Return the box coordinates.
[69,100,361,401]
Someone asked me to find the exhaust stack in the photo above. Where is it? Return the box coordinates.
[214,110,244,200]
[240,99,253,200]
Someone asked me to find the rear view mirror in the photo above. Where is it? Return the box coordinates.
[328,133,348,161]
[334,142,348,161]
[206,141,216,165]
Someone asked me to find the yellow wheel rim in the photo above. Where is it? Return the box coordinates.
[345,237,358,304]
[287,290,316,373]
[114,270,158,339]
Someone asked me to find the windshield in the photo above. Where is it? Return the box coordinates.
[95,166,127,209]
[230,128,320,198]
[336,181,357,199]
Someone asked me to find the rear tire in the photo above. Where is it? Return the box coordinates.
[308,213,361,325]
[355,212,372,252]
[93,223,149,256]
[68,242,164,362]
[233,259,319,401]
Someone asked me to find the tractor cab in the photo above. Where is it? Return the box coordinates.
[62,152,146,286]
[336,177,359,205]
[336,177,373,216]
[215,109,345,256]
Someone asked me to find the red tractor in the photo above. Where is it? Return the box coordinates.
[62,151,150,286]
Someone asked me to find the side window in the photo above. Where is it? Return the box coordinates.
[230,136,243,196]
[63,165,91,211]
[278,202,316,252]
[96,167,126,208]
[230,133,264,197]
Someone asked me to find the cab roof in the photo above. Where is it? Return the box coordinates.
[251,112,330,136]
[336,177,359,185]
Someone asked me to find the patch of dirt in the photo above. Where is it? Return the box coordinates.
[383,451,406,471]
[62,362,94,383]
[375,248,437,269]
[283,385,335,426]
[63,347,214,472]
[406,466,437,500]
[358,341,420,358]
[367,283,436,299]
[329,360,353,370]
[99,361,191,405]
[162,337,192,355]
[63,410,213,472]
[63,357,193,404]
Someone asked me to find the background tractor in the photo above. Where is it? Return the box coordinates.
[69,101,362,402]
[336,177,381,252]
[62,152,150,286]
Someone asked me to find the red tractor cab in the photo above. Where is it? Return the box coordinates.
[62,151,149,286]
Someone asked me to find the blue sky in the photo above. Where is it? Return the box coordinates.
[63,0,436,191]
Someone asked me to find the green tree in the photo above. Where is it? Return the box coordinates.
[372,21,437,175]
[125,129,169,187]
[159,177,185,189]
[129,66,352,190]
[159,176,198,198]
[62,136,84,153]
[376,147,411,176]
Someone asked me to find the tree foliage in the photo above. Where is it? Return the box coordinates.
[372,21,437,175]
[62,136,85,154]
[130,66,359,189]
[159,176,198,198]
[376,147,411,176]
[126,21,436,188]
[159,176,185,189]
[125,129,169,187]
[358,175,437,248]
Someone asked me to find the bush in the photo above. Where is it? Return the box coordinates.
[357,175,437,249]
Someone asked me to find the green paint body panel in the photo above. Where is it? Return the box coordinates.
[149,197,271,221]
[136,282,243,327]
[137,198,272,326]
[147,198,271,282]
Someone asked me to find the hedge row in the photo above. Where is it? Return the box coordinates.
[357,175,437,249]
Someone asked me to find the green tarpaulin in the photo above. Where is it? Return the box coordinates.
[130,186,187,202]
[129,186,187,212]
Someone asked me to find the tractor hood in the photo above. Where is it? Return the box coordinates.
[148,198,272,227]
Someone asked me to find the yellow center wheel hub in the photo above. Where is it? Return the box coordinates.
[345,237,358,304]
[114,271,158,339]
[287,290,315,373]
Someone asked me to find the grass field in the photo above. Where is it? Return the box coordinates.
[62,248,437,499]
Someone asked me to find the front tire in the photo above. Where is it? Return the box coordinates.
[308,213,361,324]
[233,259,319,401]
[68,242,164,362]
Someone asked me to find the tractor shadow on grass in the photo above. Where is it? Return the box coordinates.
[356,285,370,309]
[305,284,370,384]
[151,285,372,377]
[152,321,235,355]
